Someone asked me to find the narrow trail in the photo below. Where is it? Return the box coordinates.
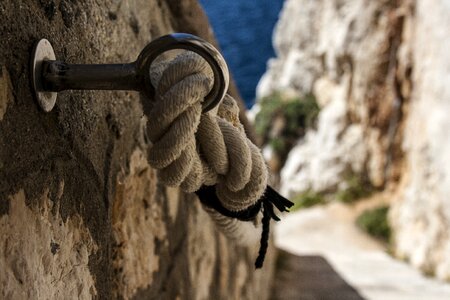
[273,202,450,300]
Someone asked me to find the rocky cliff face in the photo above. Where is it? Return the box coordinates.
[258,0,450,281]
[0,1,272,299]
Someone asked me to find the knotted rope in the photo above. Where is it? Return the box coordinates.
[145,52,292,268]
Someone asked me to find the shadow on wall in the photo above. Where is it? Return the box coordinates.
[271,250,365,300]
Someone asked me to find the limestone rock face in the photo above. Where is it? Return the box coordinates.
[259,0,404,196]
[390,0,450,281]
[0,1,272,299]
[259,0,450,280]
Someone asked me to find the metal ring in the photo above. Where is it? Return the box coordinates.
[136,33,230,113]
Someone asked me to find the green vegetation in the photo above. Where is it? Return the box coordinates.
[423,267,436,278]
[290,190,326,211]
[336,174,374,203]
[255,91,284,138]
[269,136,286,154]
[254,92,320,166]
[356,206,391,242]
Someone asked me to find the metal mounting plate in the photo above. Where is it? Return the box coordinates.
[31,39,57,112]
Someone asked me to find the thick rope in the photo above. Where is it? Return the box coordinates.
[147,52,268,210]
[145,52,292,268]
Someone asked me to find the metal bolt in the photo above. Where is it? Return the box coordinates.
[31,33,230,113]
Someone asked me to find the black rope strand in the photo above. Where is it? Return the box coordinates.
[265,185,294,212]
[196,185,262,221]
[254,201,272,268]
[195,185,294,269]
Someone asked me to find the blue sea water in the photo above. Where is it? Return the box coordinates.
[199,0,284,108]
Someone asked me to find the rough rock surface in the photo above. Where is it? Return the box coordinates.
[258,0,405,196]
[0,1,272,299]
[390,0,450,281]
[258,0,450,280]
[1,190,98,299]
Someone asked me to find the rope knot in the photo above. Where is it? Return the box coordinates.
[146,52,268,206]
[144,51,293,268]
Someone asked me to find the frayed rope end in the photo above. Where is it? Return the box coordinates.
[196,185,293,269]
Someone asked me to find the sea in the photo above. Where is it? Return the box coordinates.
[199,0,285,108]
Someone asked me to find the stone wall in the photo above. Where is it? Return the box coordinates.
[0,1,272,299]
[258,0,450,280]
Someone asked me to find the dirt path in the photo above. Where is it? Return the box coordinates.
[273,202,450,300]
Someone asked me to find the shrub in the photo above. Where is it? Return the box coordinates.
[254,92,284,138]
[254,92,320,167]
[356,206,391,242]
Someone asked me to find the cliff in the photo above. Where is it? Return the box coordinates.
[0,1,272,299]
[257,0,450,281]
